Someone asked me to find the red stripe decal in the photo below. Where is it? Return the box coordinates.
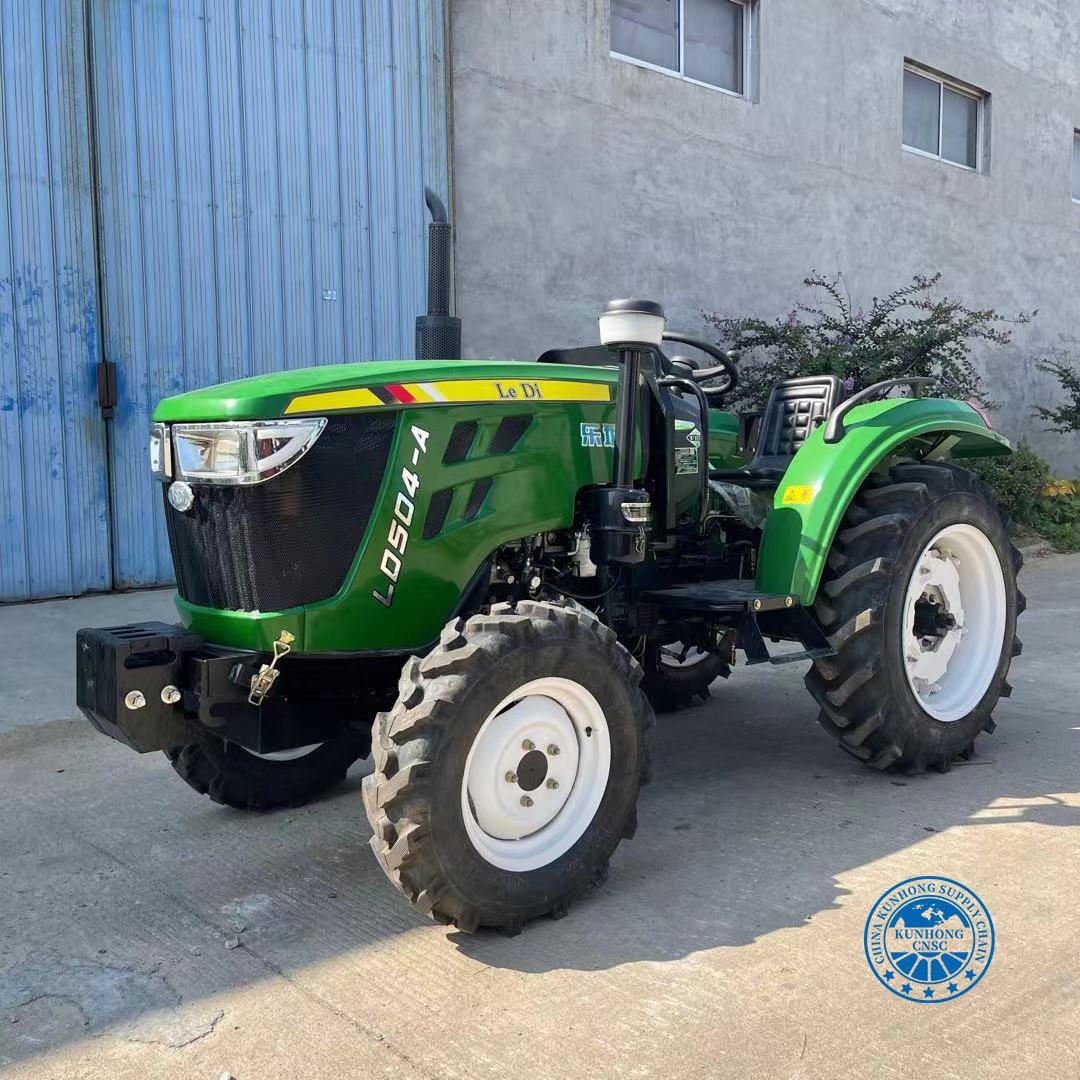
[385,383,415,403]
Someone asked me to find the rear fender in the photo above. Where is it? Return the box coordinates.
[756,397,1012,604]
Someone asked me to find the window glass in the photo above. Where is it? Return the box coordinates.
[611,0,679,72]
[684,0,743,93]
[903,69,940,155]
[1072,135,1080,200]
[942,86,978,167]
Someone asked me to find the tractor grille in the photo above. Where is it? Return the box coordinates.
[164,413,397,612]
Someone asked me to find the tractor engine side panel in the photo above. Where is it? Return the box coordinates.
[176,398,620,653]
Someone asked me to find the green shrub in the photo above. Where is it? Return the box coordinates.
[1024,493,1080,551]
[703,271,1034,412]
[965,444,1080,551]
[964,443,1051,520]
[1034,355,1080,433]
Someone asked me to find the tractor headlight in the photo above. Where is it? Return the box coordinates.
[167,418,327,486]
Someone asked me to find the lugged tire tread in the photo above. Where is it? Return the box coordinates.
[167,725,370,812]
[805,461,1023,774]
[363,599,651,932]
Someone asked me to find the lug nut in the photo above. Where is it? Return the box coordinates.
[161,685,181,705]
[546,778,559,790]
[505,771,518,784]
[124,690,146,711]
[520,795,534,807]
[522,739,535,751]
[547,744,560,756]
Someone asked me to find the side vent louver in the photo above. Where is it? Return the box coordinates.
[463,477,493,520]
[490,414,533,453]
[443,421,478,463]
[423,488,453,540]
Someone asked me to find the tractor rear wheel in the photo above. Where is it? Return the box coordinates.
[641,641,730,711]
[806,461,1023,773]
[166,725,370,811]
[363,601,651,932]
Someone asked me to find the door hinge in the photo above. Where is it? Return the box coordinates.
[97,360,117,419]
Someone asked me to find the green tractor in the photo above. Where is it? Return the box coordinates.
[77,192,1024,933]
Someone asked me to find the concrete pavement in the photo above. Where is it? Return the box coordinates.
[1,557,1078,1079]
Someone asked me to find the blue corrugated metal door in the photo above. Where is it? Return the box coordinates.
[0,0,111,602]
[89,0,449,588]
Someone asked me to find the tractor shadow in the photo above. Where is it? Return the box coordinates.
[2,618,1078,1066]
[450,675,1080,973]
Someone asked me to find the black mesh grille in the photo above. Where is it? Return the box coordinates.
[423,488,453,540]
[164,413,397,612]
[490,414,533,453]
[463,477,493,521]
[443,420,478,463]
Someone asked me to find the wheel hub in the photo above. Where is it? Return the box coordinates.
[659,641,710,668]
[902,523,1006,722]
[514,748,549,792]
[465,694,579,841]
[461,677,612,871]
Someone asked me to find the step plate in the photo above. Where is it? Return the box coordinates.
[641,579,798,614]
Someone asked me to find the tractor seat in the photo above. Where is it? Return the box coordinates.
[711,375,844,488]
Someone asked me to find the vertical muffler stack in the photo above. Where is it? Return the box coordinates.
[415,188,462,361]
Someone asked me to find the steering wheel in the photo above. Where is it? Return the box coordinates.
[660,332,740,399]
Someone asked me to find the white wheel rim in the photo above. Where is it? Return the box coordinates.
[659,641,711,669]
[902,523,1006,722]
[241,742,323,762]
[461,677,611,872]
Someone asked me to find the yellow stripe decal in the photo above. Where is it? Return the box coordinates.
[285,378,610,414]
[284,386,382,414]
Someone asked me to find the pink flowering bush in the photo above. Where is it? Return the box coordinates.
[702,272,1034,412]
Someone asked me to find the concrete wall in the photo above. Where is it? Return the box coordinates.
[449,0,1080,471]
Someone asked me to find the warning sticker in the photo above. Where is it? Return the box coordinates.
[674,447,699,475]
[782,485,815,505]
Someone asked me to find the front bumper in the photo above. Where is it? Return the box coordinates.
[75,622,351,755]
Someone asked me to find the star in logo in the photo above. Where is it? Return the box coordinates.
[948,983,959,994]
[965,970,977,980]
[883,971,895,981]
[901,983,913,995]
[923,987,935,999]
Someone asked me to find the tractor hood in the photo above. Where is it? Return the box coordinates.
[153,359,618,422]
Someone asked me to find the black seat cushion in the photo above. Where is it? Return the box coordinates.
[712,375,844,486]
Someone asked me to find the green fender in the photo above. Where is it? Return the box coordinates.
[755,397,1013,604]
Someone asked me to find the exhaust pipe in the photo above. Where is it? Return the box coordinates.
[415,187,461,360]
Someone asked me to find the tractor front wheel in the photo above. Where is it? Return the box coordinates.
[166,725,370,811]
[641,641,730,711]
[363,601,651,932]
[806,461,1023,773]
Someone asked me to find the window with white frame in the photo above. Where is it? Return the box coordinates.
[902,64,983,170]
[1072,132,1080,202]
[611,0,750,97]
